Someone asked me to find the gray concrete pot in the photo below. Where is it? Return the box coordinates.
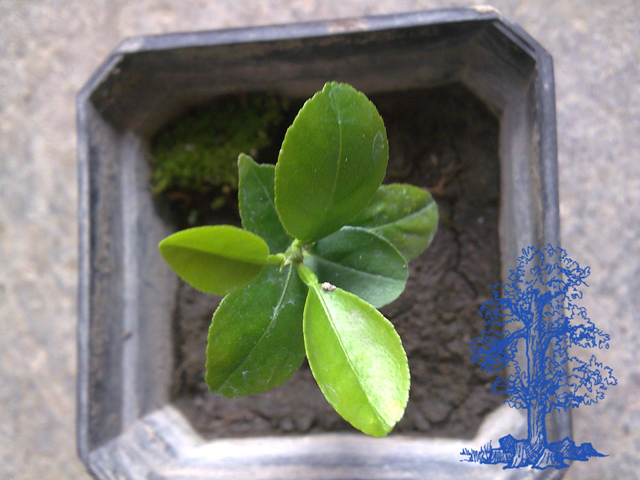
[78,8,567,479]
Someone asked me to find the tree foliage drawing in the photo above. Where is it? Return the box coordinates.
[461,244,617,469]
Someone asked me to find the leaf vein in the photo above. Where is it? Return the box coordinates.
[312,287,387,427]
[308,91,343,240]
[217,266,295,392]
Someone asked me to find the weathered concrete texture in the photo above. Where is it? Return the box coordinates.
[0,1,637,479]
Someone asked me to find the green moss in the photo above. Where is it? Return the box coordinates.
[150,93,285,197]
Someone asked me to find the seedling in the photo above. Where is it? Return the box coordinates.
[159,82,438,437]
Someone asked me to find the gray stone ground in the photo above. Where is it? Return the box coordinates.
[0,1,638,479]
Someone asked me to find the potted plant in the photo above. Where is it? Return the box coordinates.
[78,7,566,479]
[157,81,440,438]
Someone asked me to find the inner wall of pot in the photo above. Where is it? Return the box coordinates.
[150,83,502,440]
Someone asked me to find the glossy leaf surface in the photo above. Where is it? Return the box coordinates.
[275,82,388,243]
[238,153,291,253]
[304,226,407,308]
[159,225,268,295]
[350,184,438,261]
[303,284,410,437]
[206,264,307,397]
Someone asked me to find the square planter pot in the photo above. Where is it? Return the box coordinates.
[78,7,567,479]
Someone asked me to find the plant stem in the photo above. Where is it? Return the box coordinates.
[296,263,318,287]
[283,239,305,266]
[265,253,285,266]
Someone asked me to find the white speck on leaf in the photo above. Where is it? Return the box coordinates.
[322,282,336,292]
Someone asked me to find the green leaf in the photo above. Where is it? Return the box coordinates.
[238,153,292,253]
[159,225,269,295]
[304,226,408,308]
[206,264,307,397]
[275,82,388,243]
[303,284,410,437]
[349,184,439,261]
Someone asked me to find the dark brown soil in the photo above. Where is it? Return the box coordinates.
[169,83,503,439]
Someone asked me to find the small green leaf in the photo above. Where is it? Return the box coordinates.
[275,82,388,243]
[350,184,439,261]
[159,225,269,295]
[304,226,408,308]
[206,265,307,397]
[238,153,292,253]
[303,284,410,437]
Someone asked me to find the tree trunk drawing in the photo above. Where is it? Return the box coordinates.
[527,299,548,452]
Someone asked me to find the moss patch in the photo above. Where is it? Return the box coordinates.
[149,93,286,220]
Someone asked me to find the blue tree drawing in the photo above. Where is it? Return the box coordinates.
[461,244,617,469]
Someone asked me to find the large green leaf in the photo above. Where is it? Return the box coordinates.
[238,153,292,253]
[304,226,407,308]
[349,184,439,261]
[303,284,410,437]
[275,82,388,243]
[206,264,307,397]
[158,225,268,295]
